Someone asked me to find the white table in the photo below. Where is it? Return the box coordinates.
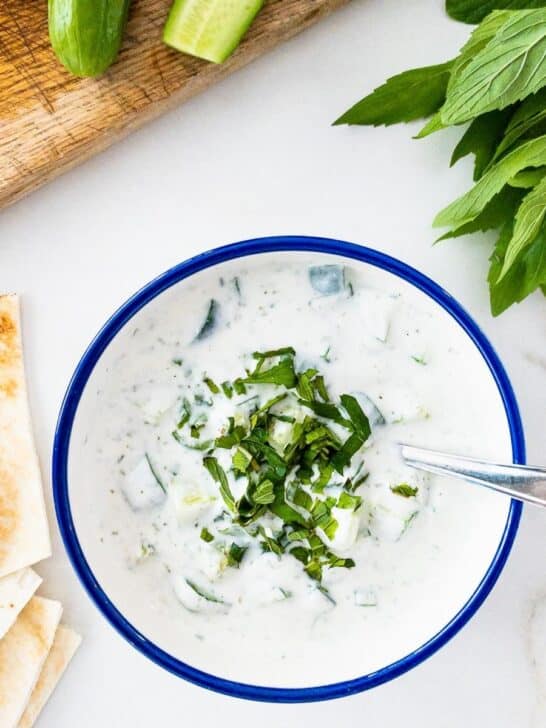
[2,1,545,725]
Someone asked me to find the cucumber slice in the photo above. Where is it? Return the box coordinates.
[163,0,263,64]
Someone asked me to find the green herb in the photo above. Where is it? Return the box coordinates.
[391,483,419,498]
[195,299,219,341]
[226,542,247,567]
[144,453,166,493]
[337,491,362,510]
[411,355,427,365]
[232,447,252,473]
[203,377,220,394]
[185,578,227,604]
[221,381,233,398]
[177,399,191,429]
[203,456,236,513]
[334,62,453,127]
[200,527,214,542]
[172,430,213,451]
[446,0,546,24]
[242,356,297,388]
[334,6,546,315]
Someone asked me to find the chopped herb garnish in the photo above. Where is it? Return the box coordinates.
[411,355,427,365]
[226,542,247,567]
[391,483,419,498]
[144,453,166,493]
[196,346,375,588]
[194,299,219,342]
[185,578,227,604]
[203,377,220,393]
[221,381,233,399]
[203,457,236,513]
[200,527,214,543]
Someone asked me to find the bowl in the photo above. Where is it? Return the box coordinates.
[53,236,524,702]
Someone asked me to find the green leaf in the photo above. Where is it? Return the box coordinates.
[331,433,364,474]
[203,456,236,513]
[242,357,297,388]
[489,218,546,313]
[508,166,546,186]
[414,111,446,139]
[442,10,546,125]
[500,173,546,275]
[333,62,453,127]
[434,134,546,229]
[340,394,371,441]
[446,0,546,25]
[493,87,546,162]
[436,185,524,240]
[451,109,513,179]
[391,483,418,498]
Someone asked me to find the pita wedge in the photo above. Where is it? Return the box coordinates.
[0,568,41,640]
[0,596,62,728]
[18,625,81,728]
[0,294,50,578]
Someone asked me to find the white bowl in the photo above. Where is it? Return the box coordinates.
[53,236,524,702]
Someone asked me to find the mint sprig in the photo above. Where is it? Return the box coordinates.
[334,6,546,315]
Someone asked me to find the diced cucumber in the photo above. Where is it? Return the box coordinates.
[354,587,377,607]
[122,456,167,510]
[163,0,263,64]
[309,265,346,296]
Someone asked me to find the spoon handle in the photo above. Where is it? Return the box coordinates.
[400,444,546,508]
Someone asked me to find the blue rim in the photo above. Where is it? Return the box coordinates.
[53,236,524,703]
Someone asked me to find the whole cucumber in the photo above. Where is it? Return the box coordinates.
[48,0,131,77]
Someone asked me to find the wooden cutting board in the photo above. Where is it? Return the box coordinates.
[0,0,349,210]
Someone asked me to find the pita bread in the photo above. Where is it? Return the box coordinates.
[0,596,62,728]
[0,568,41,640]
[0,294,51,578]
[18,625,81,728]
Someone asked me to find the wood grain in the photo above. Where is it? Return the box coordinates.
[0,0,349,209]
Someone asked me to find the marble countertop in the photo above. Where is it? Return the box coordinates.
[1,1,545,725]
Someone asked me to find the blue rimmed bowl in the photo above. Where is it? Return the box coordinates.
[53,236,524,702]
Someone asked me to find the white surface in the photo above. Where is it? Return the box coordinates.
[1,0,544,725]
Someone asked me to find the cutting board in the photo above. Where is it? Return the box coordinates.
[0,0,349,210]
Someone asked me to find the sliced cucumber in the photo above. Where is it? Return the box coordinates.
[163,0,263,64]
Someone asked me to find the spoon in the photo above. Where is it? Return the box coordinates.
[400,444,546,508]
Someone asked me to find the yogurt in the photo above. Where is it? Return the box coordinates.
[69,252,512,686]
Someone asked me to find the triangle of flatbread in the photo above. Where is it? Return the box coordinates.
[0,294,51,578]
[18,625,81,728]
[0,596,62,728]
[0,568,41,640]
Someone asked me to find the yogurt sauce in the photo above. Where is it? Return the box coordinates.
[70,252,512,686]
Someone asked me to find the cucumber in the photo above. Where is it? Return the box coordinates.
[48,0,131,77]
[163,0,263,64]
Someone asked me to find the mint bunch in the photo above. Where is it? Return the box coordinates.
[335,6,546,315]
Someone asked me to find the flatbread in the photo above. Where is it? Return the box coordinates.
[0,596,62,728]
[0,294,51,578]
[18,625,81,728]
[0,568,41,639]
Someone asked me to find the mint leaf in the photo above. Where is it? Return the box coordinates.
[509,167,546,187]
[203,456,236,513]
[391,483,418,497]
[436,185,524,240]
[442,10,546,125]
[451,109,513,179]
[500,173,546,275]
[446,1,546,25]
[434,134,546,229]
[489,218,546,314]
[333,63,453,127]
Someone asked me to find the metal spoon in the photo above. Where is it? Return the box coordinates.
[400,444,546,508]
